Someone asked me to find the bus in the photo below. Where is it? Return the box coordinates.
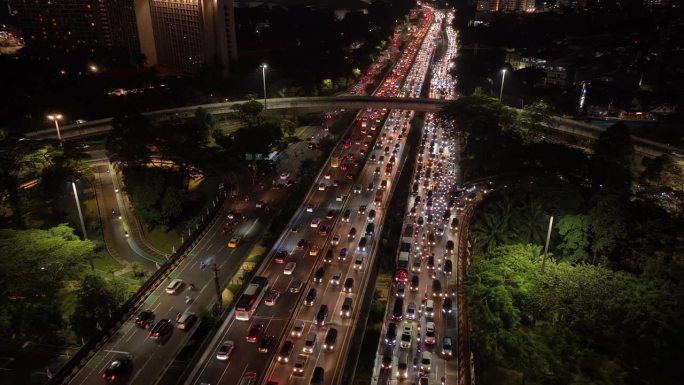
[395,242,410,283]
[331,153,341,168]
[374,190,384,207]
[235,276,269,321]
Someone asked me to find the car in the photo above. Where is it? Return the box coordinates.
[444,259,453,275]
[406,302,417,320]
[280,172,290,180]
[314,267,325,283]
[176,312,196,330]
[446,240,455,253]
[293,354,308,375]
[264,290,280,306]
[255,200,265,208]
[303,331,317,353]
[381,347,393,370]
[425,322,436,345]
[306,204,315,212]
[149,319,172,339]
[367,209,376,222]
[330,270,342,285]
[341,209,351,222]
[101,357,130,382]
[297,239,307,249]
[336,194,344,202]
[228,237,241,248]
[259,335,275,353]
[339,248,348,261]
[424,300,435,318]
[309,245,320,256]
[311,367,325,385]
[291,320,305,338]
[442,336,453,357]
[410,275,419,291]
[323,249,334,263]
[324,172,332,180]
[442,297,453,313]
[323,328,338,351]
[331,235,340,246]
[420,351,432,372]
[291,224,301,233]
[165,279,183,294]
[432,279,442,297]
[385,322,397,345]
[396,283,406,298]
[278,340,294,363]
[274,250,288,264]
[289,279,304,293]
[348,227,357,240]
[304,288,318,306]
[343,277,354,293]
[400,323,413,349]
[216,340,235,360]
[318,183,326,191]
[357,237,368,252]
[310,218,321,228]
[315,304,329,326]
[135,310,154,329]
[340,297,353,317]
[246,323,264,343]
[359,205,367,214]
[353,185,362,194]
[427,255,435,270]
[326,210,335,219]
[318,225,330,236]
[392,298,404,321]
[284,262,297,275]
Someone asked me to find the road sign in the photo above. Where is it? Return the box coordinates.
[245,153,253,160]
[255,153,263,160]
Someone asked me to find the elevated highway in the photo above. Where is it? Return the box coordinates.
[24,96,682,158]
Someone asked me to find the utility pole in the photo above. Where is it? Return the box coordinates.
[212,263,222,314]
[541,215,554,273]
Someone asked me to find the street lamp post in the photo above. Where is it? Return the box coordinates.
[71,182,88,240]
[498,69,507,102]
[47,114,63,142]
[541,215,554,273]
[260,64,268,109]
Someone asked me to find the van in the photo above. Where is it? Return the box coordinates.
[165,279,183,294]
[311,366,324,385]
[365,223,375,237]
[303,331,317,353]
[353,254,365,270]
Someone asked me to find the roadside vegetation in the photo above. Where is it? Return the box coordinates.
[438,94,684,385]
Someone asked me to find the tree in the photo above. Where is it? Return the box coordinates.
[232,100,264,129]
[516,101,557,144]
[70,274,125,339]
[594,123,634,167]
[106,109,152,165]
[232,122,283,156]
[556,214,592,263]
[122,166,184,228]
[0,224,96,338]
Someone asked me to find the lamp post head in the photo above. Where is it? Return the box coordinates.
[502,68,507,74]
[47,114,63,121]
[261,63,268,69]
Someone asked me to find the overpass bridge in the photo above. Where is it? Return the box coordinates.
[24,96,682,158]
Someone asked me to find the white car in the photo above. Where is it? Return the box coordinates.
[264,290,280,306]
[306,204,315,213]
[420,351,432,373]
[318,183,326,191]
[165,279,183,294]
[284,262,297,275]
[291,320,305,338]
[424,321,436,345]
[400,324,413,349]
[280,172,290,180]
[406,302,416,320]
[310,218,321,228]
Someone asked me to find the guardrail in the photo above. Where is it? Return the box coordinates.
[456,202,476,385]
[48,185,231,385]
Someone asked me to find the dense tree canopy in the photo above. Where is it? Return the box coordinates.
[465,244,684,385]
[70,274,126,339]
[0,224,96,338]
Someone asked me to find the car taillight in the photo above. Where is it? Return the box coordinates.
[111,375,116,381]
[102,373,106,378]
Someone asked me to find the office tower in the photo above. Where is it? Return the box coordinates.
[9,0,111,53]
[137,0,238,74]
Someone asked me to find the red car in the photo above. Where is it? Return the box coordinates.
[246,323,264,343]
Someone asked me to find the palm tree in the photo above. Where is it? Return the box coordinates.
[470,205,515,254]
[514,197,548,245]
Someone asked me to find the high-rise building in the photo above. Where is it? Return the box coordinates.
[9,0,111,53]
[136,0,238,74]
[9,0,238,74]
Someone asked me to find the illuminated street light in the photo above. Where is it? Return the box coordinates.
[260,64,268,109]
[47,113,63,142]
[89,64,98,73]
[499,68,507,102]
